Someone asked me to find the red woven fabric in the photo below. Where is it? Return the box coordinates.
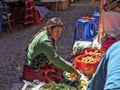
[24,0,34,25]
[23,64,63,83]
[102,38,118,52]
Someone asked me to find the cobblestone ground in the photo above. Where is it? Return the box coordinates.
[0,1,99,90]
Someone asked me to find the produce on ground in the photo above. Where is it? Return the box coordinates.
[65,72,79,81]
[39,81,88,90]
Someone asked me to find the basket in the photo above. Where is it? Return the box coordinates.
[84,48,104,57]
[63,71,80,85]
[74,54,100,76]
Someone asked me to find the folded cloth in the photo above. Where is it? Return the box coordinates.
[35,6,49,18]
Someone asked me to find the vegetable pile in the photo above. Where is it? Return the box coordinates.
[39,81,77,90]
[65,72,79,81]
[81,56,98,63]
[39,81,88,90]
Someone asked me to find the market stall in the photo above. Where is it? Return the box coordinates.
[20,0,120,90]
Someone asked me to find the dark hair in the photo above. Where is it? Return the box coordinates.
[46,17,64,29]
[46,17,64,50]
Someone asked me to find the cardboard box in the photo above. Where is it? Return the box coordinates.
[51,0,68,11]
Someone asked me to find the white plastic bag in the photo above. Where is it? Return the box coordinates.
[72,35,101,55]
[22,80,45,90]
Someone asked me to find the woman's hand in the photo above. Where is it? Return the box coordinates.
[73,69,81,80]
[64,61,81,79]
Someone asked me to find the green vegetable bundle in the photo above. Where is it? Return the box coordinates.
[39,81,77,90]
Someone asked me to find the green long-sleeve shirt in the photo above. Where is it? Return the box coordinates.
[26,30,75,73]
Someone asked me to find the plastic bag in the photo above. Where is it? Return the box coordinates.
[72,35,101,56]
[22,80,45,90]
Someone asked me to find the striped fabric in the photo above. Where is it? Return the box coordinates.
[24,0,34,25]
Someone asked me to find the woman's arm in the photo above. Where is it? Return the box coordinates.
[40,41,78,73]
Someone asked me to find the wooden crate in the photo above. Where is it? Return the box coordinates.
[51,0,68,11]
